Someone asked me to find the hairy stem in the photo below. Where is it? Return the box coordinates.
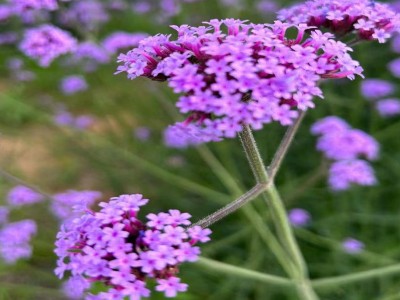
[239,123,319,300]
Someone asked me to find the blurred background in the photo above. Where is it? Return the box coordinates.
[1,0,400,299]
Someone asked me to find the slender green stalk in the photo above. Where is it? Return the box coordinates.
[239,124,319,300]
[268,111,306,179]
[191,183,268,228]
[312,263,400,289]
[197,257,293,287]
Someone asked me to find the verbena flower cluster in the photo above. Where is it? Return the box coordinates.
[19,24,77,67]
[7,185,44,207]
[311,116,379,191]
[60,75,88,95]
[0,219,37,264]
[360,79,400,118]
[288,208,311,227]
[118,19,363,146]
[278,0,400,43]
[54,110,95,130]
[55,194,211,299]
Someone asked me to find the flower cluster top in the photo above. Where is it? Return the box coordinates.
[311,116,378,190]
[55,194,211,299]
[278,0,400,43]
[117,19,363,146]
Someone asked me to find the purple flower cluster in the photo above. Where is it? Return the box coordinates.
[6,57,36,81]
[360,79,394,100]
[288,208,311,227]
[278,0,400,43]
[0,207,9,225]
[60,75,88,95]
[68,42,110,72]
[102,32,148,54]
[0,219,37,264]
[51,190,102,223]
[55,193,211,299]
[360,79,400,118]
[19,24,77,67]
[7,185,44,207]
[10,0,58,13]
[342,237,364,254]
[375,98,400,117]
[54,110,95,130]
[118,19,362,146]
[311,116,378,191]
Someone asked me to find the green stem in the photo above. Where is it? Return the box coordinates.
[239,124,318,300]
[312,263,400,289]
[197,257,293,288]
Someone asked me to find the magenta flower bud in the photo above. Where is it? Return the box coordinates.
[342,238,364,254]
[288,208,311,227]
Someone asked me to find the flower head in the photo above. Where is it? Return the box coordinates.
[7,185,44,207]
[55,193,211,299]
[60,75,88,95]
[361,79,394,100]
[329,159,377,191]
[375,98,400,117]
[19,24,77,67]
[0,220,37,264]
[342,237,364,254]
[118,19,362,146]
[278,0,400,43]
[288,208,311,227]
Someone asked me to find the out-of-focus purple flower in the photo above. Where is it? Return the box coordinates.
[310,116,350,136]
[0,32,18,45]
[388,58,400,78]
[134,126,151,141]
[118,19,362,144]
[6,58,24,71]
[316,128,379,161]
[19,25,77,67]
[62,276,91,299]
[51,190,102,223]
[278,0,400,43]
[375,98,400,117]
[102,31,148,54]
[0,4,14,21]
[10,0,58,13]
[0,207,9,225]
[7,185,44,207]
[59,0,109,32]
[0,220,37,264]
[288,208,311,227]
[164,122,222,148]
[60,75,88,95]
[54,194,211,299]
[360,79,395,100]
[132,1,151,14]
[329,160,377,191]
[68,42,110,72]
[256,0,279,13]
[342,237,364,254]
[54,110,94,130]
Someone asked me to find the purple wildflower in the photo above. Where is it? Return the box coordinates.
[19,25,77,67]
[342,237,364,254]
[54,193,211,299]
[278,0,400,43]
[310,116,350,136]
[59,0,109,32]
[54,110,94,130]
[361,79,395,100]
[7,185,44,207]
[0,32,18,45]
[288,208,311,227]
[388,58,400,78]
[103,32,148,54]
[0,220,37,264]
[68,42,110,72]
[256,0,279,14]
[0,4,14,22]
[62,275,91,299]
[328,159,377,191]
[392,35,400,53]
[375,98,400,117]
[10,0,58,13]
[117,19,362,144]
[60,75,88,95]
